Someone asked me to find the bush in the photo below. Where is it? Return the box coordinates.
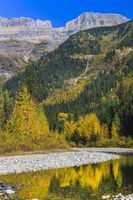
[90,133,101,142]
[86,137,133,148]
[0,131,69,155]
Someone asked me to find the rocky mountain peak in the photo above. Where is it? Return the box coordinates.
[66,12,129,31]
[0,12,129,81]
[0,17,52,28]
[0,13,128,44]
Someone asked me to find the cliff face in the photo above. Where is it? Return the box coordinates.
[0,17,52,28]
[0,13,129,83]
[0,18,54,44]
[0,13,128,43]
[66,13,128,31]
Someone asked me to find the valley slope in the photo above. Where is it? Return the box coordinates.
[4,20,133,138]
[0,12,128,84]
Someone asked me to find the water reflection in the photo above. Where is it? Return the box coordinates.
[0,156,133,200]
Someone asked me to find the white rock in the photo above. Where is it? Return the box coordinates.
[102,195,110,199]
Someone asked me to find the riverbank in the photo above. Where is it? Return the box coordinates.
[77,147,133,154]
[102,194,133,200]
[0,148,131,175]
[0,148,133,175]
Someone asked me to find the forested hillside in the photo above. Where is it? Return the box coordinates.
[4,21,133,98]
[1,20,133,151]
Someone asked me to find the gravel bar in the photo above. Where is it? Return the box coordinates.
[0,148,122,175]
[77,147,133,154]
[113,194,133,200]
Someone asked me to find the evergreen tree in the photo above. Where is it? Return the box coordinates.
[0,90,13,130]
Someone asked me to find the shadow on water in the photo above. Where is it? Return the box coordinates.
[0,155,133,200]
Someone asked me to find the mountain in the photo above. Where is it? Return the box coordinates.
[4,20,133,98]
[66,12,128,31]
[0,13,128,42]
[0,40,50,82]
[3,20,133,138]
[0,13,128,84]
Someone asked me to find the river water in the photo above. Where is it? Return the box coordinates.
[0,155,133,200]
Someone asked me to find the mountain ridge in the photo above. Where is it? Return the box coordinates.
[0,12,128,42]
[3,20,133,137]
[0,12,129,84]
[4,20,133,99]
[0,12,129,28]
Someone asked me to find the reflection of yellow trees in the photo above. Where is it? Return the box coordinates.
[0,171,55,199]
[19,173,52,199]
[0,158,129,199]
[57,163,112,190]
[56,168,78,187]
[113,160,119,180]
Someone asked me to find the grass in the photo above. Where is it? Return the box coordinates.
[0,134,132,156]
[86,138,133,148]
[0,133,70,156]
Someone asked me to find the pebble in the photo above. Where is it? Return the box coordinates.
[3,189,15,195]
[0,150,120,175]
[102,195,111,199]
[102,194,133,200]
[78,148,133,154]
[114,193,133,200]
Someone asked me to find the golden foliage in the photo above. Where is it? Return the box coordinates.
[64,120,77,135]
[6,84,49,143]
[0,158,126,199]
[59,112,109,141]
[111,114,120,139]
[44,81,86,105]
[77,113,102,139]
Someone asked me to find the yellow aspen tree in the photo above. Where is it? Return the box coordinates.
[64,120,77,136]
[77,113,102,140]
[6,84,49,143]
[101,123,109,139]
[111,114,120,139]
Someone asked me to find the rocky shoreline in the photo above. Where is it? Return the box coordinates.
[102,194,133,200]
[0,149,121,175]
[77,147,133,154]
[114,194,133,200]
[0,148,133,200]
[0,148,133,175]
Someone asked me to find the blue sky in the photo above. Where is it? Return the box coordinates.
[0,0,132,27]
